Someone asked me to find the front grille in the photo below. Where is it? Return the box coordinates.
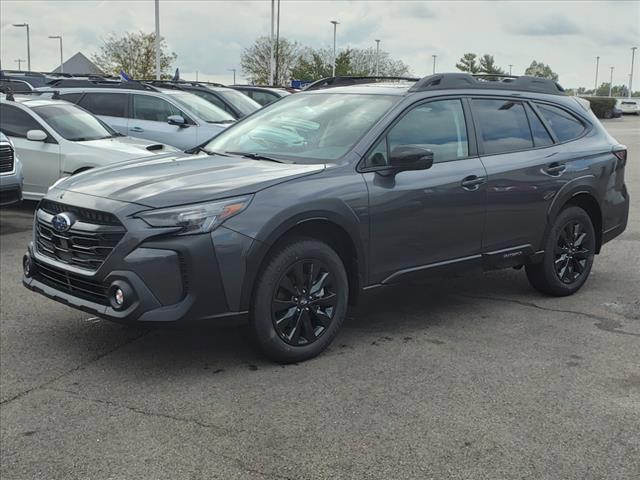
[0,144,15,174]
[39,199,122,226]
[33,259,109,305]
[35,204,126,271]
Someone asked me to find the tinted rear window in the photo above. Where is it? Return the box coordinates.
[78,92,128,117]
[58,92,83,104]
[535,104,585,143]
[473,99,533,155]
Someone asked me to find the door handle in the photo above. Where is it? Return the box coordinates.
[461,175,486,191]
[543,162,566,176]
[130,126,144,133]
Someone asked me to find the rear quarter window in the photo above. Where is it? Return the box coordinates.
[535,103,586,143]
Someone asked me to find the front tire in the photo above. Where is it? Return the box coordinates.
[526,206,596,296]
[250,238,348,363]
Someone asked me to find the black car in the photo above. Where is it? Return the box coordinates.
[230,85,291,106]
[148,81,261,119]
[23,73,630,363]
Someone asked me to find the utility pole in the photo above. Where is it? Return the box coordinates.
[330,20,339,76]
[195,71,198,82]
[269,0,275,85]
[609,66,614,97]
[154,0,160,80]
[12,24,30,71]
[274,0,281,86]
[594,56,600,92]
[48,35,63,73]
[15,59,25,71]
[630,47,637,98]
[228,68,236,84]
[375,39,380,76]
[508,64,513,75]
[432,54,437,74]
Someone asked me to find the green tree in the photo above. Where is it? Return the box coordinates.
[478,54,505,74]
[92,31,176,79]
[240,36,300,85]
[524,61,559,81]
[456,53,480,73]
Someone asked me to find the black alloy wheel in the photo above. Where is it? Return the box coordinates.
[554,220,592,284]
[272,259,337,346]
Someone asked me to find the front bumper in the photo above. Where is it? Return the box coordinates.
[23,190,253,325]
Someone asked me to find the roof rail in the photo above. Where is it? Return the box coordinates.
[146,80,227,89]
[408,73,565,96]
[0,87,61,100]
[0,70,49,78]
[44,78,160,91]
[303,75,420,91]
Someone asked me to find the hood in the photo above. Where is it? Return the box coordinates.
[75,136,179,158]
[57,152,325,208]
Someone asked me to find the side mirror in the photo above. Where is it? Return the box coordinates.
[167,115,187,127]
[388,145,434,172]
[26,129,48,142]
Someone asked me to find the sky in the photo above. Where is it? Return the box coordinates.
[1,0,639,88]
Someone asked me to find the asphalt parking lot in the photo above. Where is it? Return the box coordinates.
[1,116,638,480]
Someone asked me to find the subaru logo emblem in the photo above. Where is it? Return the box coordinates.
[51,213,74,233]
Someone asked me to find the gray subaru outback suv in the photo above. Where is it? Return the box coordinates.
[23,74,630,363]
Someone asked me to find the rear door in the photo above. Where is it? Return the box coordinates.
[472,97,587,261]
[362,97,487,283]
[0,104,60,199]
[77,92,129,135]
[129,94,197,149]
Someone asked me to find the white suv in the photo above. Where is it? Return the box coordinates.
[0,93,179,200]
[40,81,235,149]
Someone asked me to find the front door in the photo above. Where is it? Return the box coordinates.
[362,98,487,284]
[129,94,197,149]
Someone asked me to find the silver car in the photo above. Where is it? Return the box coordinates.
[0,132,23,206]
[42,84,235,150]
[0,94,179,200]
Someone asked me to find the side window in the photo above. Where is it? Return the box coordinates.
[0,79,32,93]
[473,99,533,155]
[194,91,227,111]
[525,104,553,147]
[251,91,276,106]
[132,95,181,122]
[0,104,44,138]
[535,103,585,143]
[365,137,389,167]
[383,99,468,165]
[78,93,127,117]
[58,92,83,104]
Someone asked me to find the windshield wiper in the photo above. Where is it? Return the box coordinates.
[208,120,235,124]
[226,152,285,163]
[184,145,230,156]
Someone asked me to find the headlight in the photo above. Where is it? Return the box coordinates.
[135,195,252,235]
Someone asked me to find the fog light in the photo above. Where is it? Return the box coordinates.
[23,255,34,278]
[114,288,124,306]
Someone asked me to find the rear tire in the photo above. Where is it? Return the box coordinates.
[250,238,348,363]
[526,206,596,296]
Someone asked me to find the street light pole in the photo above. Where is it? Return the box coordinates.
[12,23,30,71]
[228,68,236,84]
[154,0,160,80]
[330,20,339,76]
[594,56,600,92]
[274,0,281,86]
[48,35,63,73]
[375,39,380,76]
[508,64,513,75]
[609,66,614,97]
[432,54,437,74]
[270,0,275,85]
[15,59,25,71]
[630,47,637,98]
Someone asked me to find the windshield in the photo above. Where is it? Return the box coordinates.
[167,91,235,123]
[33,104,117,141]
[204,93,397,162]
[216,88,261,116]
